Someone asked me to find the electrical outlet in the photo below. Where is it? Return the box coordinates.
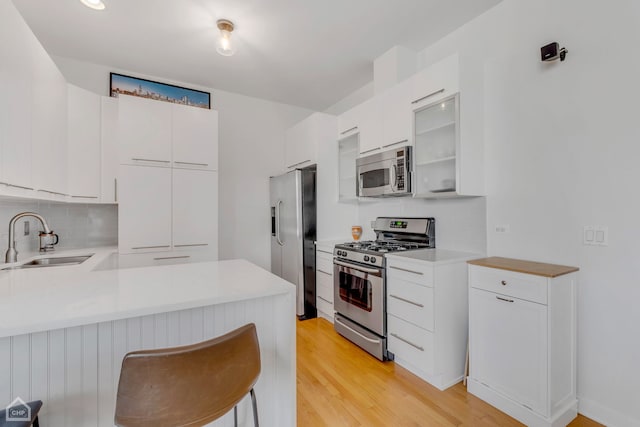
[495,224,510,233]
[24,221,30,236]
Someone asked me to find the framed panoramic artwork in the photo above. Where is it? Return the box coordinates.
[110,72,210,109]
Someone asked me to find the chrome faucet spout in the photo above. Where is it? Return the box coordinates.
[5,212,52,263]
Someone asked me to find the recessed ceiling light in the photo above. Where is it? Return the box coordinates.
[80,0,106,11]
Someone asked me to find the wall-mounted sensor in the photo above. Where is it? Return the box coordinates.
[541,42,568,62]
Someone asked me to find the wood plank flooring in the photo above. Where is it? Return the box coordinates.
[297,318,601,427]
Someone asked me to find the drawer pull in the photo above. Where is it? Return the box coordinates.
[317,269,332,276]
[174,161,209,167]
[317,296,333,304]
[131,245,171,250]
[390,333,424,351]
[389,265,424,275]
[501,280,507,286]
[411,88,445,105]
[389,294,424,308]
[153,255,191,261]
[496,296,514,303]
[131,158,170,164]
[174,243,208,247]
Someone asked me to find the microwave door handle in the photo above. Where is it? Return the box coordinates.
[391,164,397,192]
[276,200,284,246]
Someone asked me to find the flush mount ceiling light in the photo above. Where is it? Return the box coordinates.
[216,19,236,57]
[80,0,106,10]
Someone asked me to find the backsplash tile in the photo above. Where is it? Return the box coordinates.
[0,199,117,260]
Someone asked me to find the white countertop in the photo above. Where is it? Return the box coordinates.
[315,239,348,253]
[386,248,484,265]
[0,248,294,338]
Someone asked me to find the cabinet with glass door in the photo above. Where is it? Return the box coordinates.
[413,94,459,197]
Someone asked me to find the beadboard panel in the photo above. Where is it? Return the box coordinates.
[0,294,295,427]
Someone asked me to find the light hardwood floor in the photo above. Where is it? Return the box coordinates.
[297,318,601,427]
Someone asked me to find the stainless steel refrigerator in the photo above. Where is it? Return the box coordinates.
[270,166,317,319]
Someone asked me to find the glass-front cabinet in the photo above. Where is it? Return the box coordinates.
[413,94,459,197]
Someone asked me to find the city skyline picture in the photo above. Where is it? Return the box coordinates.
[110,73,210,109]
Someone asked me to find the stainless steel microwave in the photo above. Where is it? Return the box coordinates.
[356,147,412,197]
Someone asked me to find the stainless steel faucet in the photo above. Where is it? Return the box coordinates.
[5,212,52,263]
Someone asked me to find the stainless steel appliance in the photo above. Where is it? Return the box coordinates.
[270,167,317,319]
[333,217,435,360]
[356,147,412,197]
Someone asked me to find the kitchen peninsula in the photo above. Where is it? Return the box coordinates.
[0,249,295,427]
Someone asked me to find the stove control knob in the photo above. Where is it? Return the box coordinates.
[370,257,377,263]
[363,255,370,262]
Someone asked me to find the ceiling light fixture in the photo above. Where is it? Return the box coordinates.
[216,19,236,57]
[80,0,106,10]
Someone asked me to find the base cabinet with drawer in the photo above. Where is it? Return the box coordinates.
[467,257,578,427]
[315,247,335,322]
[386,250,478,390]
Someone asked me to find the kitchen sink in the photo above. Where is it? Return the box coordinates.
[2,255,94,270]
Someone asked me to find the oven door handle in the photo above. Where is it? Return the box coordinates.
[334,259,382,275]
[335,317,382,345]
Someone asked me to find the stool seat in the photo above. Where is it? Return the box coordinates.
[0,400,42,427]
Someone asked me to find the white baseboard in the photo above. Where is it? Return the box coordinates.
[578,396,640,427]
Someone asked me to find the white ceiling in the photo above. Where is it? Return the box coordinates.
[12,0,501,111]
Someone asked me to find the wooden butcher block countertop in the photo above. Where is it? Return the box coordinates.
[467,256,579,278]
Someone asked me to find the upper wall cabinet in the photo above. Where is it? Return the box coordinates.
[67,84,101,201]
[172,104,218,171]
[118,95,173,167]
[285,112,337,170]
[101,96,119,203]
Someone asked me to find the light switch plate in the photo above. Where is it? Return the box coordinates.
[583,226,594,245]
[584,225,608,246]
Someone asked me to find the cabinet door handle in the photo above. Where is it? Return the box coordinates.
[411,88,445,105]
[382,139,409,148]
[39,189,68,196]
[6,183,34,190]
[340,126,358,135]
[173,243,208,248]
[131,158,171,164]
[317,269,332,276]
[131,245,171,250]
[153,255,191,261]
[389,265,424,275]
[389,294,424,308]
[71,195,99,199]
[114,178,118,202]
[496,296,514,303]
[360,147,379,155]
[174,161,209,167]
[501,280,507,286]
[286,159,312,169]
[317,296,333,305]
[390,333,424,351]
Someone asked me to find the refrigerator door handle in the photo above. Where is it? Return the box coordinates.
[276,200,284,246]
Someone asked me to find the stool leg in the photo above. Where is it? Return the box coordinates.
[250,388,259,427]
[33,416,40,427]
[234,405,238,427]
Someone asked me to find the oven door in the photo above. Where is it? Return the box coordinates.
[333,259,385,335]
[357,159,396,197]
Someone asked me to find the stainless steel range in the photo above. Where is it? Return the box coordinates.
[333,217,435,360]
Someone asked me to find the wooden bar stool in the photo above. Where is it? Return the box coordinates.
[115,323,261,427]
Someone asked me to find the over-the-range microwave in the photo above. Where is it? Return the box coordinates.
[356,146,412,197]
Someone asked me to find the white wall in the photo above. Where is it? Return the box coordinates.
[52,56,313,270]
[412,0,640,425]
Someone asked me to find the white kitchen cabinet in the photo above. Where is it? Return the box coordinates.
[468,258,578,427]
[386,250,478,390]
[118,95,172,167]
[101,96,119,203]
[409,54,460,111]
[355,97,383,156]
[284,112,336,170]
[315,247,334,322]
[67,84,101,201]
[338,134,358,201]
[172,168,218,258]
[172,104,218,171]
[379,80,413,151]
[31,46,68,199]
[118,165,172,254]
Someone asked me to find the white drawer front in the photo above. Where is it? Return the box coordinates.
[388,314,434,374]
[316,270,334,303]
[316,253,334,276]
[387,259,433,287]
[469,265,548,305]
[316,294,334,317]
[387,278,434,331]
